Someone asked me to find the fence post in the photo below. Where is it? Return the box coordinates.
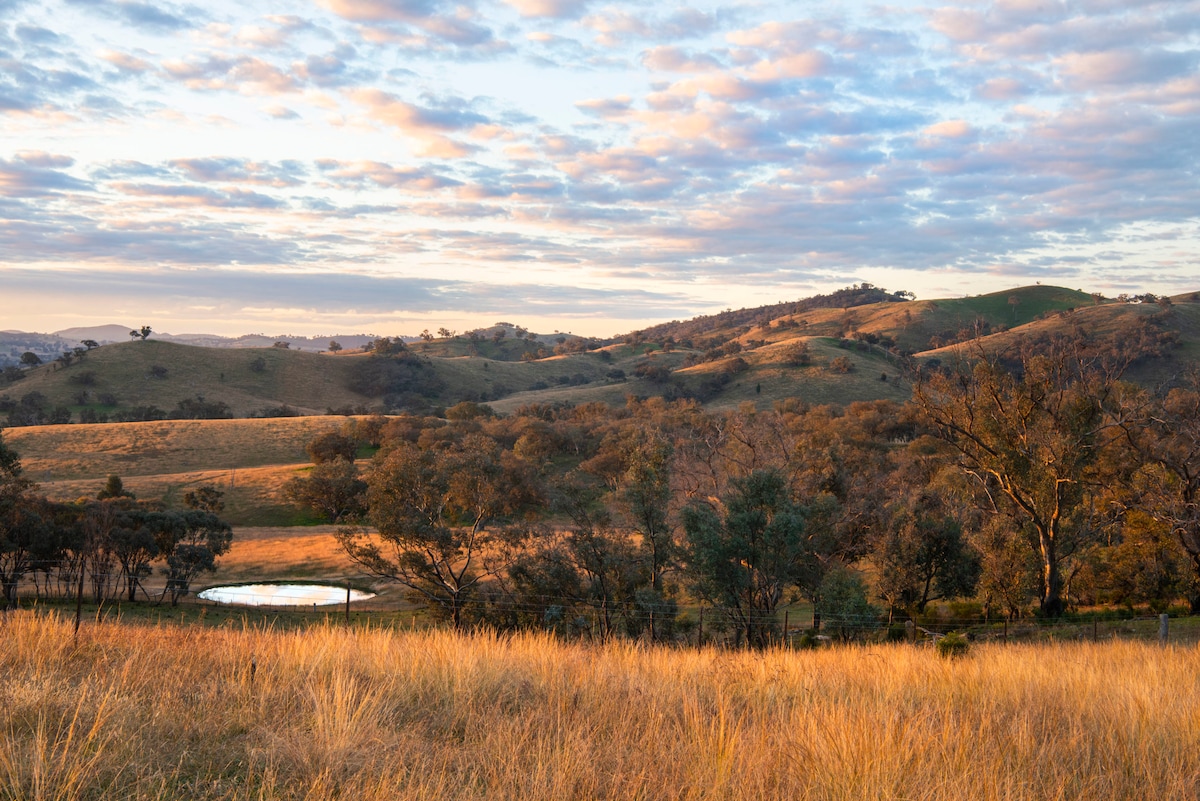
[73,560,85,641]
[1003,618,1008,644]
[697,607,704,649]
[345,583,351,626]
[783,609,789,647]
[1159,614,1169,646]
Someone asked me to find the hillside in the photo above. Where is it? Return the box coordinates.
[2,285,1198,424]
[5,416,358,525]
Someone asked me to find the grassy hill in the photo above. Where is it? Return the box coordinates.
[3,286,1198,425]
[4,416,361,525]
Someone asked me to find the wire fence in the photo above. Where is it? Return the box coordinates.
[7,561,1196,647]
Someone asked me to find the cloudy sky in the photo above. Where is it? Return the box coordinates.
[2,0,1198,337]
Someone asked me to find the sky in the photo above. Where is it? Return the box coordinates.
[1,0,1198,338]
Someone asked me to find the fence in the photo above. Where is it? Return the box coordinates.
[8,563,1197,647]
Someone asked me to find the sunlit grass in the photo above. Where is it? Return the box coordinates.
[2,612,1197,800]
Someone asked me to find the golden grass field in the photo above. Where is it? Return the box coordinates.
[1,612,1197,800]
[4,417,352,481]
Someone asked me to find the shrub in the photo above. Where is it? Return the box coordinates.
[816,566,881,641]
[937,632,970,659]
[307,431,359,463]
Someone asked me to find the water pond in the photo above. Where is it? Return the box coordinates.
[198,583,376,607]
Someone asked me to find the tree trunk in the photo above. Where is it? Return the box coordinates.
[1038,530,1064,616]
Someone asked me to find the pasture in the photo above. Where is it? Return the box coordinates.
[1,612,1197,800]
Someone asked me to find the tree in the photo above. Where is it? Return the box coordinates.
[156,510,232,605]
[420,329,434,342]
[130,325,152,341]
[328,340,343,354]
[81,339,99,350]
[875,493,979,617]
[683,470,831,647]
[337,435,535,628]
[512,474,647,638]
[110,508,169,602]
[306,431,359,464]
[815,566,880,641]
[1123,375,1200,609]
[183,484,225,513]
[19,352,41,367]
[282,459,367,523]
[97,474,134,501]
[913,340,1128,616]
[0,437,55,608]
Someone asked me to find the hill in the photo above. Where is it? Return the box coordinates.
[2,285,1197,423]
[4,415,365,525]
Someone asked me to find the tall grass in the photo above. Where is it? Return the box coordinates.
[1,612,1197,800]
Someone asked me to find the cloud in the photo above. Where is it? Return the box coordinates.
[641,46,723,73]
[317,0,503,52]
[0,152,92,196]
[262,104,300,119]
[99,49,156,74]
[0,265,700,321]
[348,88,488,157]
[316,158,462,191]
[168,158,308,187]
[506,0,592,20]
[63,0,201,32]
[575,95,632,118]
[583,7,718,47]
[113,182,287,209]
[162,55,297,93]
[1056,48,1197,88]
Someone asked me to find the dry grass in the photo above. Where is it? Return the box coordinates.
[210,526,358,584]
[36,465,314,527]
[5,417,352,481]
[1,612,1197,800]
[19,339,375,417]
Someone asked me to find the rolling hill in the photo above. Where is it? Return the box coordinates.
[2,285,1198,425]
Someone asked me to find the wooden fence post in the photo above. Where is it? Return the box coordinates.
[1159,614,1169,646]
[697,608,704,649]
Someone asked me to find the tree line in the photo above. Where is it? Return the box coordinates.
[275,329,1200,644]
[0,452,232,609]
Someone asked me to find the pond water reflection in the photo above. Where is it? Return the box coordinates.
[197,583,375,606]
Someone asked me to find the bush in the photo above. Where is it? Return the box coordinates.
[937,632,970,659]
[816,566,881,641]
[307,431,359,463]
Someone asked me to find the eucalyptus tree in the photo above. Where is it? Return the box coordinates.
[913,337,1132,616]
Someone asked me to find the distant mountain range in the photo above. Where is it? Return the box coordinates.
[0,326,385,367]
